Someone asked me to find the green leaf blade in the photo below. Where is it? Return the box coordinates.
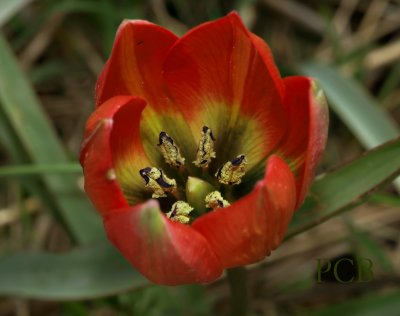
[0,33,103,244]
[288,137,400,238]
[300,62,400,148]
[0,0,33,26]
[0,243,148,300]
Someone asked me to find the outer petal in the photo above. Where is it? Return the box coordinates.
[163,12,286,169]
[192,155,296,268]
[104,200,223,285]
[80,118,127,214]
[278,77,329,208]
[80,96,151,212]
[96,20,178,107]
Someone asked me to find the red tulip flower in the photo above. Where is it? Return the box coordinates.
[80,12,328,285]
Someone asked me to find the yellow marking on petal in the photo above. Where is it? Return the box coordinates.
[216,155,248,185]
[157,131,185,168]
[166,201,194,224]
[272,151,305,178]
[139,201,165,237]
[140,110,198,175]
[193,126,216,168]
[205,191,230,210]
[195,101,265,170]
[139,167,177,198]
[312,80,327,105]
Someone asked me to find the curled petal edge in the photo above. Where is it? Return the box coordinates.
[80,96,148,214]
[281,76,329,208]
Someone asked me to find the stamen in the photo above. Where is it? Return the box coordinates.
[205,191,230,209]
[215,154,247,185]
[193,126,216,168]
[158,132,185,168]
[166,201,194,224]
[139,167,177,198]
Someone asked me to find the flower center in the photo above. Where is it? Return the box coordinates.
[139,126,248,224]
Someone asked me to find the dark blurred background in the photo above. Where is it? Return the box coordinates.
[1,0,400,315]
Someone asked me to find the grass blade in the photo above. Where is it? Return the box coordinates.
[0,0,33,26]
[288,137,400,238]
[300,62,399,147]
[299,62,400,191]
[0,33,103,244]
[0,163,82,177]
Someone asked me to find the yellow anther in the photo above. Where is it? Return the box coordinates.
[193,126,216,168]
[166,201,194,224]
[215,155,247,185]
[205,191,230,209]
[158,132,185,168]
[139,167,177,198]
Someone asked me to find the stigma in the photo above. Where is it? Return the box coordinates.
[216,154,247,185]
[193,126,216,168]
[205,191,230,209]
[166,201,194,224]
[139,167,177,198]
[158,131,185,168]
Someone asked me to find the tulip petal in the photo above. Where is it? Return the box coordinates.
[96,20,178,107]
[278,77,329,208]
[80,96,152,209]
[192,155,296,268]
[104,200,223,285]
[96,20,198,174]
[248,33,284,101]
[163,12,286,170]
[80,117,128,215]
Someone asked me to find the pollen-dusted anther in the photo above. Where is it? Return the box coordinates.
[139,167,177,198]
[158,131,185,168]
[205,191,230,210]
[215,154,248,185]
[166,201,194,224]
[193,126,216,168]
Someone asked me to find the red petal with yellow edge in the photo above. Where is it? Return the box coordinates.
[96,20,178,107]
[163,12,286,166]
[280,77,329,208]
[80,96,150,213]
[104,200,223,285]
[192,155,296,268]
